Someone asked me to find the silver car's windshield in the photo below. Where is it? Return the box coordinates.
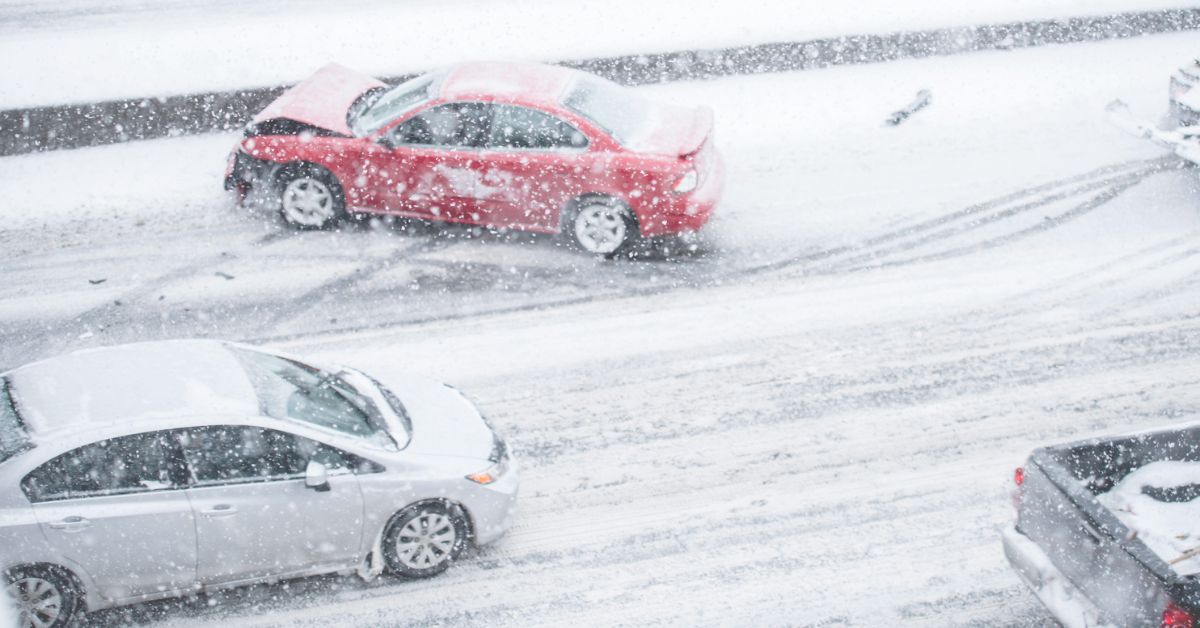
[231,348,400,449]
[0,378,32,464]
[562,76,656,148]
[352,72,440,136]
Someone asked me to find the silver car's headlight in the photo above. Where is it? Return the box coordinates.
[466,436,510,485]
[466,455,510,485]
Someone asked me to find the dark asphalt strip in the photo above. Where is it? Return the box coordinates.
[2,8,1198,156]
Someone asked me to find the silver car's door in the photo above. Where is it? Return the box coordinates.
[178,426,365,585]
[22,430,196,600]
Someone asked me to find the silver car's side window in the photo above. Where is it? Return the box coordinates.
[178,426,355,487]
[21,430,185,503]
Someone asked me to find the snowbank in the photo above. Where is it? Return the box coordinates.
[0,0,1192,108]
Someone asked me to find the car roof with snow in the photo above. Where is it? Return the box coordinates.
[3,339,261,440]
[438,61,580,106]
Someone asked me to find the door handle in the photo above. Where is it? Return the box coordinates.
[47,515,92,532]
[200,504,238,518]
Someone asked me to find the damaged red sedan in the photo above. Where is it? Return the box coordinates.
[225,62,724,255]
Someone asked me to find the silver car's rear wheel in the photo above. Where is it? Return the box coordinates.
[567,198,637,256]
[5,569,76,628]
[383,503,469,578]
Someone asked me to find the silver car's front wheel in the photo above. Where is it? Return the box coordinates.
[568,199,636,256]
[383,503,469,578]
[5,570,76,628]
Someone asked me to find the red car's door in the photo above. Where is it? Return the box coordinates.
[476,104,593,232]
[362,102,493,221]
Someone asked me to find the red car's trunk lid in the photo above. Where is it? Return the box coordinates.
[634,104,714,157]
[252,63,386,136]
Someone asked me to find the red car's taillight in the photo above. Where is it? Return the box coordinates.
[1164,601,1195,628]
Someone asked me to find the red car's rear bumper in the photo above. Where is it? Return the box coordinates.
[638,149,725,237]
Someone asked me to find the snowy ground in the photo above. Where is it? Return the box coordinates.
[0,0,1191,107]
[2,26,1200,628]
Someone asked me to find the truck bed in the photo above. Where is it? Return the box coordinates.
[1005,423,1200,627]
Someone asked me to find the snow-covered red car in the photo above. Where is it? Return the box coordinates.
[225,62,724,255]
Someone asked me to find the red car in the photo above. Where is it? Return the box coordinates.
[225,62,725,255]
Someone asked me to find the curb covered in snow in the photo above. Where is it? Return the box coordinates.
[1,7,1197,157]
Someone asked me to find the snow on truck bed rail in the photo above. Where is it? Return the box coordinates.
[1098,461,1200,576]
[0,0,1192,109]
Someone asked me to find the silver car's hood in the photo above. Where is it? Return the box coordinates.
[377,375,495,461]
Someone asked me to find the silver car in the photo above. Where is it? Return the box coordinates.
[0,340,518,627]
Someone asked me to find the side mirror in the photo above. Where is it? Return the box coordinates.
[375,133,397,150]
[305,460,331,492]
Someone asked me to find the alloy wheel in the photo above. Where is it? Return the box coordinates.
[281,177,335,227]
[393,511,458,570]
[7,576,63,628]
[573,203,629,255]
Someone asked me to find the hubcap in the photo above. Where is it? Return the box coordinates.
[394,512,457,570]
[573,204,629,254]
[7,577,63,628]
[281,177,334,226]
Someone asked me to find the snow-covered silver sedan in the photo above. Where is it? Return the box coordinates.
[0,340,518,627]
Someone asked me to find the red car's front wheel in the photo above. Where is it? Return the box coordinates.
[277,164,346,230]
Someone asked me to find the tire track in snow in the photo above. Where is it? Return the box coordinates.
[252,234,460,336]
[735,156,1177,278]
[245,160,1157,346]
[8,228,297,363]
[839,173,1145,271]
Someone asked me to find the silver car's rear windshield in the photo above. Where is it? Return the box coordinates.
[0,379,32,464]
[562,76,655,148]
[231,348,399,449]
[352,72,439,136]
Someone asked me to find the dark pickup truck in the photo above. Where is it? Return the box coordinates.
[1004,425,1200,627]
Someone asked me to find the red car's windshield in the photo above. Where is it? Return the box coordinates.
[353,73,440,136]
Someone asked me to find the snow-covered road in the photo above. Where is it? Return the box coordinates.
[2,30,1199,627]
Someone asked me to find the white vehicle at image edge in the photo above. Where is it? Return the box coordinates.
[1169,56,1200,127]
[0,339,518,628]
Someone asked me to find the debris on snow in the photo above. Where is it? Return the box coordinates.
[885,89,932,126]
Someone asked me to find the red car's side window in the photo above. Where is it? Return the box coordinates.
[389,102,492,149]
[489,105,588,150]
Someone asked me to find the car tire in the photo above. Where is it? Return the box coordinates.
[382,502,470,579]
[564,196,639,257]
[276,164,346,230]
[5,566,81,628]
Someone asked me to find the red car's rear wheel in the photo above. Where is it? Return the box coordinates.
[566,196,638,257]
